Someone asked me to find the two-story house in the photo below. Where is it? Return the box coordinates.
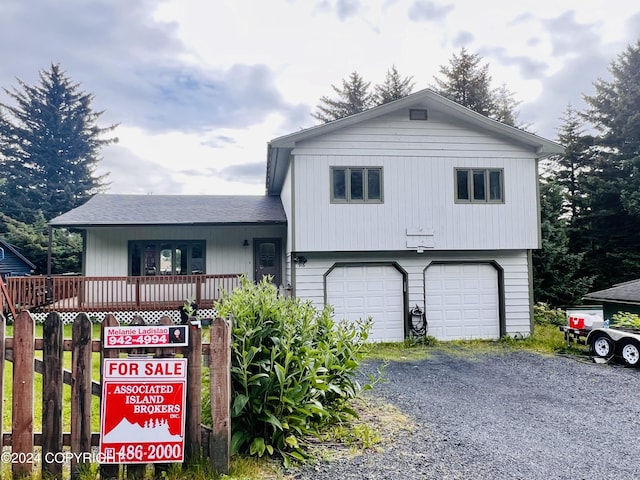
[44,89,562,341]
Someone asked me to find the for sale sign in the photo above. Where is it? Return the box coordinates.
[99,358,188,464]
[104,325,188,348]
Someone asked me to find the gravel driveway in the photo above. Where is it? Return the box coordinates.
[293,349,640,480]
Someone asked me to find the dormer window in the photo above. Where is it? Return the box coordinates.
[331,167,383,203]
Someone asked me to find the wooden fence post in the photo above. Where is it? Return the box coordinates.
[209,316,231,474]
[185,318,202,464]
[42,312,64,479]
[12,310,35,477]
[100,314,121,480]
[71,313,93,479]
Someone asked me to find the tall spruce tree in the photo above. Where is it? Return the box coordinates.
[433,47,495,116]
[552,105,594,225]
[374,65,414,105]
[585,40,640,216]
[433,48,522,126]
[578,40,640,288]
[0,64,117,224]
[312,71,374,123]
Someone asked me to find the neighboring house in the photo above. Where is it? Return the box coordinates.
[583,279,640,320]
[47,88,563,340]
[0,238,36,279]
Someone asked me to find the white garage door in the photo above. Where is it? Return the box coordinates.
[326,265,404,342]
[425,263,499,340]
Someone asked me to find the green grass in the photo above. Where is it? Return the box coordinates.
[365,323,588,363]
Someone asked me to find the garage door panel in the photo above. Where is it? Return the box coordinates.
[327,265,404,342]
[425,264,499,341]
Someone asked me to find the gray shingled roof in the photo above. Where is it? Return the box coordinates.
[583,279,640,304]
[49,194,287,227]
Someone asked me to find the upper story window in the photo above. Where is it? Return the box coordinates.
[455,168,504,203]
[129,240,205,276]
[331,167,383,203]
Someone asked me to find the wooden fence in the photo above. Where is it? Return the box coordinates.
[0,310,231,479]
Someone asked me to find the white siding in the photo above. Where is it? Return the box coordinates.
[290,109,539,253]
[294,250,532,339]
[84,225,286,278]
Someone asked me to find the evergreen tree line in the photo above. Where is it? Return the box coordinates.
[535,40,640,306]
[313,48,523,127]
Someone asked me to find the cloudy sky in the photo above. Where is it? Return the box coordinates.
[1,0,639,196]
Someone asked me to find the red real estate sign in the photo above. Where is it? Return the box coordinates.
[99,358,188,464]
[104,325,188,348]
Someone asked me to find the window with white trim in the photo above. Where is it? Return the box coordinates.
[331,167,383,203]
[455,168,504,203]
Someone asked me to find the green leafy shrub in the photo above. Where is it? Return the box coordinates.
[533,302,566,326]
[213,277,373,465]
[611,311,640,329]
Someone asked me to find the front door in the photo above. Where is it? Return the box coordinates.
[253,238,282,286]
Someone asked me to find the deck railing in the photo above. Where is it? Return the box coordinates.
[4,274,242,313]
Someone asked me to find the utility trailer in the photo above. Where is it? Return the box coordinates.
[585,327,640,366]
[560,307,640,366]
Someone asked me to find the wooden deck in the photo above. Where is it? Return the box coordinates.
[3,274,242,314]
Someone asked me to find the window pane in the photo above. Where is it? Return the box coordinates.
[160,243,173,275]
[131,243,142,276]
[176,244,188,275]
[144,244,157,276]
[367,169,381,200]
[332,169,346,200]
[259,242,276,268]
[489,170,502,201]
[456,170,469,200]
[473,170,486,201]
[191,244,204,274]
[350,169,364,200]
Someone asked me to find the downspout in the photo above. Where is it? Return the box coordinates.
[290,155,297,297]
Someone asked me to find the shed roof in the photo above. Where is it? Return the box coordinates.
[49,194,287,227]
[583,279,640,305]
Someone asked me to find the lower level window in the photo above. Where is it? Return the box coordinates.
[129,241,205,276]
[455,168,504,203]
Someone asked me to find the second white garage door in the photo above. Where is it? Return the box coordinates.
[326,265,405,342]
[425,263,500,341]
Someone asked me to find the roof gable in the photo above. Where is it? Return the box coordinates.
[266,88,564,194]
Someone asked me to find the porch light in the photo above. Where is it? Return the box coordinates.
[243,239,249,247]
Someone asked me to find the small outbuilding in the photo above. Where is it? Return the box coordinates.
[0,239,36,279]
[583,279,640,320]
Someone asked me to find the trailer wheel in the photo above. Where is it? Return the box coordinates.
[620,340,640,367]
[590,334,614,359]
